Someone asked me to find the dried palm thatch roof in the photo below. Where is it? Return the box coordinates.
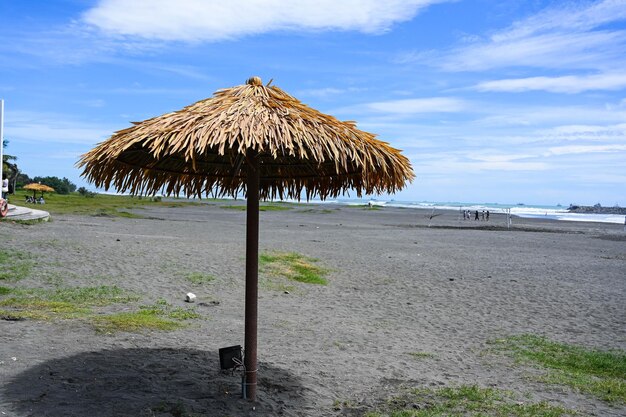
[23,183,55,193]
[78,77,414,200]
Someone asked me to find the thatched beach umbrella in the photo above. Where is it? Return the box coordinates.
[23,183,55,199]
[78,76,414,401]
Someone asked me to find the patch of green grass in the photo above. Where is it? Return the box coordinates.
[186,272,216,285]
[93,299,200,333]
[260,251,328,285]
[260,202,294,211]
[0,249,34,281]
[492,334,626,403]
[92,310,181,332]
[299,208,335,214]
[91,208,145,218]
[40,271,66,286]
[47,285,139,305]
[0,284,200,333]
[364,385,576,417]
[161,200,208,208]
[0,285,139,319]
[259,278,297,293]
[5,217,49,225]
[332,399,357,411]
[220,203,293,212]
[0,262,32,281]
[408,352,435,359]
[220,205,247,211]
[12,191,200,217]
[0,249,30,264]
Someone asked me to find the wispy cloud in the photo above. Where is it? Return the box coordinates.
[47,151,86,160]
[297,87,365,99]
[0,24,164,66]
[362,97,468,114]
[82,0,450,42]
[537,123,626,141]
[474,72,626,93]
[471,105,626,128]
[492,0,626,41]
[6,111,119,145]
[544,144,626,156]
[438,0,626,71]
[407,153,549,173]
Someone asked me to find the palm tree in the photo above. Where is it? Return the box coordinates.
[2,140,19,194]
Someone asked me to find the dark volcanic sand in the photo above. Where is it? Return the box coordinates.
[1,202,625,416]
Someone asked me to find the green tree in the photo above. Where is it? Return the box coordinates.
[14,172,32,188]
[32,176,77,195]
[2,139,20,193]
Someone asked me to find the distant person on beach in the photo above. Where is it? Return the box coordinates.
[486,210,490,221]
[1,178,8,199]
[474,210,479,220]
[481,210,485,221]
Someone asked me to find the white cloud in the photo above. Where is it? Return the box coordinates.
[471,105,626,128]
[544,144,626,156]
[444,30,625,71]
[6,111,118,145]
[47,151,85,160]
[439,0,626,71]
[474,73,626,93]
[461,151,550,171]
[365,97,467,114]
[465,160,548,171]
[467,153,537,163]
[493,0,626,41]
[537,123,626,141]
[297,87,364,99]
[411,154,549,173]
[82,0,448,42]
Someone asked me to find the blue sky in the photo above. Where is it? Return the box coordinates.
[1,0,625,206]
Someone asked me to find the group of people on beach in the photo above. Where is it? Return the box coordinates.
[24,196,45,204]
[462,209,489,221]
[1,179,8,200]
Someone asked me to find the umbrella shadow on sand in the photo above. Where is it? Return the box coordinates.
[3,347,307,417]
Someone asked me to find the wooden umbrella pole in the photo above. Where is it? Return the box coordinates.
[244,150,260,401]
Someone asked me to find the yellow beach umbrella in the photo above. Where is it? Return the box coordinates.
[78,76,414,401]
[23,183,55,199]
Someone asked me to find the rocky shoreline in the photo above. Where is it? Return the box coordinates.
[567,204,626,214]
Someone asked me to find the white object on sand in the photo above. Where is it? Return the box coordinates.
[185,292,196,303]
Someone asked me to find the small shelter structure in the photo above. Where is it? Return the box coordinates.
[78,76,414,401]
[23,183,55,200]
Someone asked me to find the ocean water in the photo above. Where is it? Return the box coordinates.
[110,192,625,225]
[314,198,626,225]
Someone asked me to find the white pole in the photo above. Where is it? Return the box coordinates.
[0,99,4,188]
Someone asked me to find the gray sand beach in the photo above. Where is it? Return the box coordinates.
[1,202,625,416]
